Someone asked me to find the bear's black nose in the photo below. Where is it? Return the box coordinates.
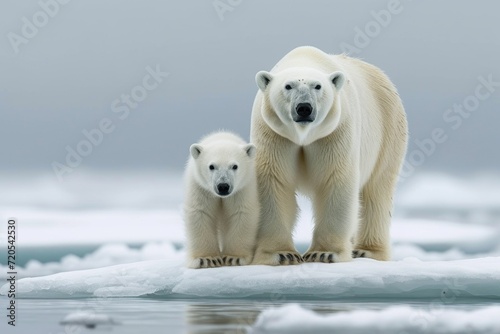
[217,183,230,196]
[296,103,312,117]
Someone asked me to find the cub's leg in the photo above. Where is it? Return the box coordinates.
[185,195,223,269]
[220,196,259,266]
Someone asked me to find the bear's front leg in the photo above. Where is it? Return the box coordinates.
[304,173,359,263]
[220,198,259,266]
[185,208,223,269]
[252,176,303,266]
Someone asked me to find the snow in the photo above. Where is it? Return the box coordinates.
[2,256,499,299]
[0,171,499,332]
[2,239,497,280]
[251,304,500,334]
[1,197,499,279]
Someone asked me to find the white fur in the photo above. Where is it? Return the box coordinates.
[183,131,259,269]
[251,46,408,265]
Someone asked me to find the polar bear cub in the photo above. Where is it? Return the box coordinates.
[184,131,259,269]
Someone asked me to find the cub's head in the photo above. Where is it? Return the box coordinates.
[255,67,345,145]
[189,141,256,198]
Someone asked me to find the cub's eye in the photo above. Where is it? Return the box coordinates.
[285,84,292,90]
[209,165,215,170]
[315,85,321,90]
[232,165,238,170]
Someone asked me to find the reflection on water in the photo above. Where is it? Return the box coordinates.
[1,296,496,334]
[185,301,341,334]
[185,301,399,334]
[187,302,260,334]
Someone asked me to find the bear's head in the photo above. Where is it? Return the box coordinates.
[255,67,345,145]
[189,141,256,198]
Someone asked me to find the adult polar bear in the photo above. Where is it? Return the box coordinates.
[251,46,408,265]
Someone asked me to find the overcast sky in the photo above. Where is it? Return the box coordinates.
[1,0,499,177]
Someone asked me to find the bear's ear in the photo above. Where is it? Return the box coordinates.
[190,144,202,159]
[243,144,256,158]
[255,71,273,92]
[329,71,345,91]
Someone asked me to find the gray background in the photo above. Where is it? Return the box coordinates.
[1,0,499,177]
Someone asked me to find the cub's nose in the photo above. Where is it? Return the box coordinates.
[216,183,230,196]
[296,103,312,117]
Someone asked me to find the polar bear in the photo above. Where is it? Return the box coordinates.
[251,46,408,265]
[184,131,259,269]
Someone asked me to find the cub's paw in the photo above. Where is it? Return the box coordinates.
[252,251,303,266]
[352,250,367,258]
[189,256,223,269]
[303,251,351,263]
[352,249,389,261]
[222,255,250,266]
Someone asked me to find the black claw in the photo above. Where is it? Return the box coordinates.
[304,254,310,261]
[212,259,217,266]
[236,258,241,266]
[217,258,223,265]
[327,254,334,263]
[286,253,294,262]
[360,252,366,258]
[279,254,286,264]
[200,258,204,267]
[294,254,302,263]
[311,253,317,261]
[319,253,325,262]
[352,250,359,257]
[229,258,234,265]
[222,256,227,262]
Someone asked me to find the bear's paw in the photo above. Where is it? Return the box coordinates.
[303,251,351,263]
[189,256,223,269]
[252,251,303,266]
[222,255,251,266]
[352,249,389,261]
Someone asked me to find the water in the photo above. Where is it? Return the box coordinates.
[3,298,497,334]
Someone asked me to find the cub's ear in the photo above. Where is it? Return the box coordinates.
[329,71,345,91]
[255,71,273,92]
[243,144,256,158]
[190,144,202,159]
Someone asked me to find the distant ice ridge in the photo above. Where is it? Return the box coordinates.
[0,170,184,211]
[251,304,500,334]
[3,171,499,217]
[2,242,183,278]
[396,173,500,210]
[2,257,499,299]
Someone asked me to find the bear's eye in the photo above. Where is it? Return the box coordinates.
[285,84,292,90]
[209,165,215,170]
[315,85,321,90]
[232,165,238,170]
